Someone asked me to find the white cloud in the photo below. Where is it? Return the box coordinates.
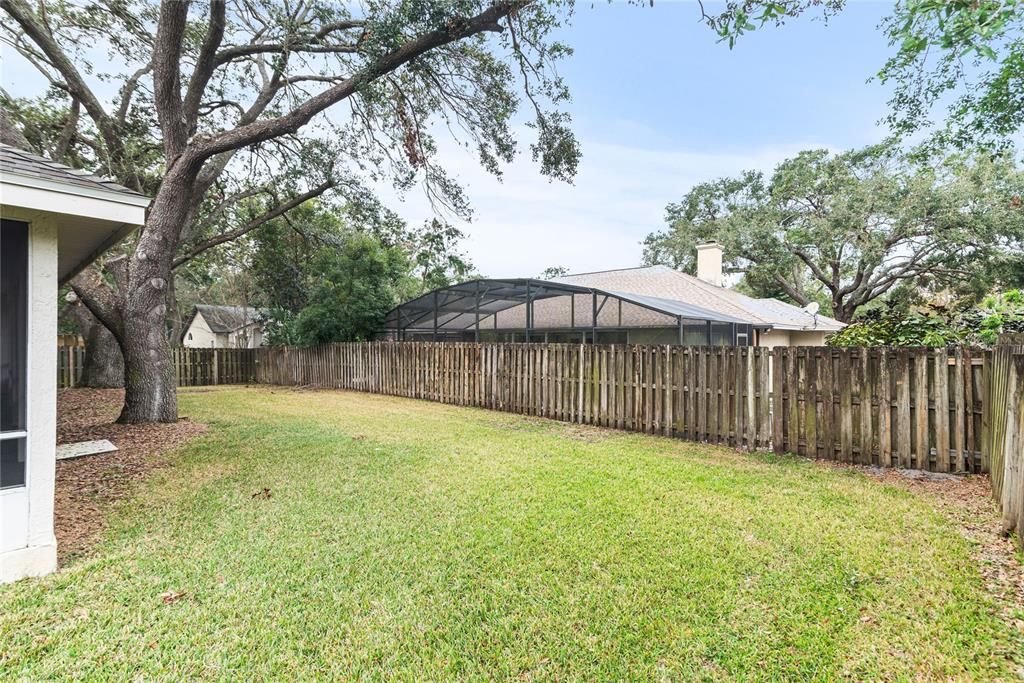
[381,132,830,278]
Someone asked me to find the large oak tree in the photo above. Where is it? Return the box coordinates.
[643,146,1024,322]
[1,0,588,423]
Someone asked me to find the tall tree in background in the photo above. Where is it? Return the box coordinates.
[246,202,473,345]
[1,0,584,423]
[877,0,1024,152]
[643,146,1024,322]
[63,292,126,388]
[407,219,476,294]
[293,234,410,344]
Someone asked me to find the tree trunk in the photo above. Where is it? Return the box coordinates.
[832,298,855,324]
[119,312,177,423]
[166,275,186,348]
[114,176,195,424]
[67,298,124,387]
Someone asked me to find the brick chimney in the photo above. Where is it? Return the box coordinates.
[695,242,724,287]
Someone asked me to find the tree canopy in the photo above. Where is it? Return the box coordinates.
[0,0,588,422]
[241,201,474,346]
[643,146,1024,322]
[292,234,410,345]
[828,289,1024,347]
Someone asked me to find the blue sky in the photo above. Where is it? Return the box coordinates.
[405,1,898,276]
[1,1,899,277]
[561,2,893,151]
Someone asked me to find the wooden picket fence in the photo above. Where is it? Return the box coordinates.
[985,343,1024,539]
[58,345,258,388]
[772,346,985,472]
[253,342,988,472]
[56,342,85,388]
[173,347,257,386]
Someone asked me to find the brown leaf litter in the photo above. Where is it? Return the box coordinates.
[55,388,206,564]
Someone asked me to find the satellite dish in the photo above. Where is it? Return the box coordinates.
[803,302,820,316]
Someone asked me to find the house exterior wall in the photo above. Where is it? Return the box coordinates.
[184,314,264,348]
[183,312,219,348]
[227,323,264,348]
[1,211,58,583]
[756,329,831,349]
[789,330,830,346]
[757,329,791,348]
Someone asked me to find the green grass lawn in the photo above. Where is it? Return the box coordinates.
[2,387,1021,680]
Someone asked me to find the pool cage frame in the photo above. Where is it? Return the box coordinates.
[381,279,762,346]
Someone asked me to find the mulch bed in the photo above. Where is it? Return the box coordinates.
[55,388,206,564]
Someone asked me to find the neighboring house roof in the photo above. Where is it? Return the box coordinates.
[553,265,844,332]
[0,143,146,200]
[188,305,265,335]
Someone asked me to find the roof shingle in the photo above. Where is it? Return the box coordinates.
[194,305,265,333]
[0,143,146,199]
[554,265,844,332]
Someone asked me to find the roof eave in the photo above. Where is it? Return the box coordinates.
[2,169,150,208]
[59,221,138,287]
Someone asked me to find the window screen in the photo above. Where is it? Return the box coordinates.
[1,220,28,489]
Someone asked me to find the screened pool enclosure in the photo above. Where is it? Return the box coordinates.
[380,278,760,346]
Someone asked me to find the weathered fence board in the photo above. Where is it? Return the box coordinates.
[171,348,257,387]
[59,345,257,388]
[253,342,987,472]
[56,344,85,388]
[986,344,1024,540]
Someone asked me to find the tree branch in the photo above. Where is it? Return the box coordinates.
[770,272,812,306]
[152,0,190,162]
[1,0,129,178]
[183,0,226,135]
[172,179,335,268]
[189,2,518,166]
[179,184,272,245]
[789,245,838,294]
[69,264,125,344]
[314,19,366,40]
[53,97,80,162]
[116,64,152,126]
[212,41,360,66]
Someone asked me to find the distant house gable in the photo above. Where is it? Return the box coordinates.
[181,305,266,348]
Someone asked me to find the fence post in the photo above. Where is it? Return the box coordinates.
[771,347,784,453]
[213,350,220,385]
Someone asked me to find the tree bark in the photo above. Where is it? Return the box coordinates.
[113,171,196,423]
[66,295,124,387]
[119,312,177,422]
